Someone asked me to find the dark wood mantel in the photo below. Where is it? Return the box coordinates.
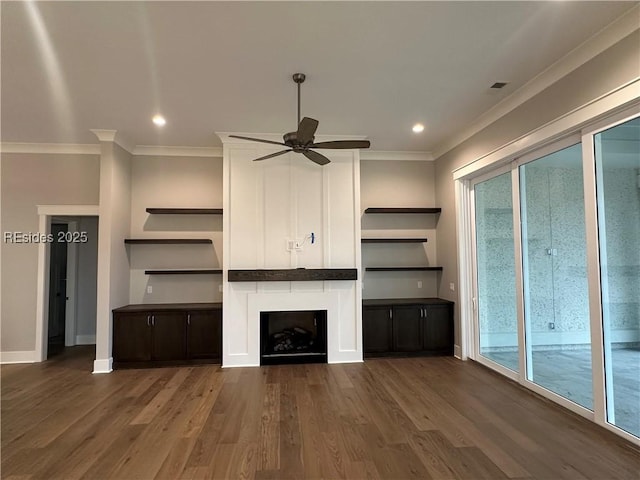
[228,268,358,282]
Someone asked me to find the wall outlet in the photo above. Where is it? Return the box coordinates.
[147,285,153,294]
[548,322,555,330]
[417,281,423,288]
[449,282,455,292]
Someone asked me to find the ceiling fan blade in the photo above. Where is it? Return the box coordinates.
[229,135,287,147]
[253,149,292,161]
[297,117,319,145]
[303,150,330,166]
[311,140,371,149]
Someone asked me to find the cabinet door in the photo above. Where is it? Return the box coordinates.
[392,305,423,352]
[363,306,392,353]
[151,312,187,361]
[187,309,222,360]
[113,313,152,362]
[423,304,453,353]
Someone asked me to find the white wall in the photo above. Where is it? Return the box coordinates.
[222,142,362,367]
[360,160,439,299]
[129,155,223,304]
[0,153,100,354]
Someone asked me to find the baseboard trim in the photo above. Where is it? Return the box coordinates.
[0,350,38,364]
[75,334,96,345]
[92,357,113,374]
[454,344,462,359]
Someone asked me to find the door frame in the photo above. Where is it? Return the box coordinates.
[36,205,99,362]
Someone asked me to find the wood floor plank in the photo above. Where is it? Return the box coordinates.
[2,347,639,480]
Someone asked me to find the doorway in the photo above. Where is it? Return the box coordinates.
[42,215,99,361]
[47,223,68,357]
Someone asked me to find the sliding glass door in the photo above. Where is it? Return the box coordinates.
[594,117,640,437]
[473,171,518,372]
[520,142,593,409]
[467,108,640,443]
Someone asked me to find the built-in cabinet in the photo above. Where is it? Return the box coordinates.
[113,303,222,367]
[362,298,453,357]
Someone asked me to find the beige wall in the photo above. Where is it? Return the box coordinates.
[129,155,223,304]
[0,153,100,352]
[95,142,132,367]
[435,30,640,347]
[361,160,440,299]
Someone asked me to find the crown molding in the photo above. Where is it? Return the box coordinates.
[0,143,100,155]
[360,150,433,162]
[133,145,223,157]
[89,129,134,154]
[433,4,640,160]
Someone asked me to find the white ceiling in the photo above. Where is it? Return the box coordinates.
[1,1,636,153]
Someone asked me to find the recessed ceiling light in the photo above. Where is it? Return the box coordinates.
[152,114,166,126]
[412,123,425,133]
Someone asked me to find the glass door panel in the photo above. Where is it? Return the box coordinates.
[474,172,518,371]
[595,117,640,437]
[520,143,593,409]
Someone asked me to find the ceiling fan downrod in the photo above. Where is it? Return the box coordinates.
[293,73,306,126]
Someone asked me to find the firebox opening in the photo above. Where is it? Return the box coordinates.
[260,310,327,365]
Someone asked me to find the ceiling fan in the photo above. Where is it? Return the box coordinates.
[230,73,370,165]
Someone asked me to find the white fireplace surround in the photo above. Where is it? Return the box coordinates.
[219,133,364,368]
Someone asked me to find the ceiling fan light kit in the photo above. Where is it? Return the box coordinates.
[230,73,370,165]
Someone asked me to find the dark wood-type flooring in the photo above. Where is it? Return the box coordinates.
[2,346,639,479]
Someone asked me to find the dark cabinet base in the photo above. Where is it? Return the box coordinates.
[363,298,454,358]
[113,303,222,369]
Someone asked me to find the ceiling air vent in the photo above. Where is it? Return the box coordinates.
[490,82,508,89]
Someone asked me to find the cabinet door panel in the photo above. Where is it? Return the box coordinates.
[363,306,392,353]
[392,306,423,352]
[113,313,152,362]
[188,310,222,360]
[152,312,187,361]
[423,304,453,352]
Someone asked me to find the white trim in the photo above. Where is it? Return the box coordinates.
[0,143,100,155]
[92,357,113,374]
[90,129,134,154]
[453,344,462,359]
[454,177,473,360]
[360,150,433,162]
[435,5,640,159]
[453,79,640,180]
[0,351,38,364]
[522,378,595,421]
[75,334,96,345]
[133,145,223,157]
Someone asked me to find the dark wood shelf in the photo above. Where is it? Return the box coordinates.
[144,269,222,275]
[113,302,222,313]
[365,266,443,272]
[364,207,441,214]
[228,268,357,282]
[362,238,428,243]
[146,208,223,215]
[124,239,212,245]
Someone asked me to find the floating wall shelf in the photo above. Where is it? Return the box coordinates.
[146,208,223,215]
[365,266,443,272]
[144,269,222,275]
[361,238,428,243]
[124,239,213,245]
[364,207,441,214]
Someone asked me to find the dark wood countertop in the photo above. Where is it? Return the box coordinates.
[363,298,454,306]
[113,302,222,313]
[228,268,357,282]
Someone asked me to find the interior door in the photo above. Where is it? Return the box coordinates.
[47,223,68,357]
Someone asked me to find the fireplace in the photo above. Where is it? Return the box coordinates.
[260,310,327,365]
